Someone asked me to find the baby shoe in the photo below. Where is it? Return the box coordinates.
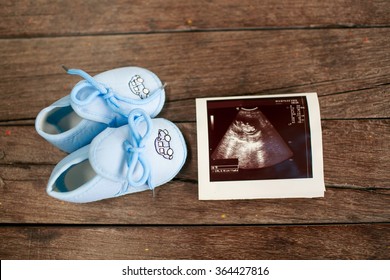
[35,66,165,153]
[46,109,187,203]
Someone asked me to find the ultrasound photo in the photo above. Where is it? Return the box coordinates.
[207,96,312,182]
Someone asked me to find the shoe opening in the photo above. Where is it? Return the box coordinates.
[42,106,82,134]
[53,160,96,192]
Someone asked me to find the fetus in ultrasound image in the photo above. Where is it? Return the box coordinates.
[211,107,293,169]
[207,97,312,182]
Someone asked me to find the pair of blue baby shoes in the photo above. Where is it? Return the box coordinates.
[35,66,187,203]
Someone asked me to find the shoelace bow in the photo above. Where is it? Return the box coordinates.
[63,66,128,117]
[122,109,153,191]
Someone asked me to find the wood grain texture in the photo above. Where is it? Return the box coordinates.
[1,224,389,259]
[1,29,390,122]
[1,0,389,261]
[0,171,389,224]
[321,120,390,188]
[1,0,389,38]
[1,120,389,186]
[1,120,389,225]
[163,85,390,122]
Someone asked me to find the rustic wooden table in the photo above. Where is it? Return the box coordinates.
[0,0,389,259]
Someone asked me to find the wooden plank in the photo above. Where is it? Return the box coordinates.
[1,119,387,224]
[322,120,390,188]
[319,86,390,120]
[1,119,389,186]
[1,224,389,259]
[1,166,389,224]
[164,85,390,122]
[1,0,389,37]
[1,29,390,122]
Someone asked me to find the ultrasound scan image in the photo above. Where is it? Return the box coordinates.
[211,107,293,169]
[207,97,312,182]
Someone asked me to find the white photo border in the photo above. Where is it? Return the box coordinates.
[196,93,325,200]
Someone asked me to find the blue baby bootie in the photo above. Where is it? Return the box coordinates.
[35,66,165,153]
[46,109,187,203]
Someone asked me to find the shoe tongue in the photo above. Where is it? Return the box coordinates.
[94,67,162,100]
[70,67,164,125]
[89,118,187,189]
[89,125,145,184]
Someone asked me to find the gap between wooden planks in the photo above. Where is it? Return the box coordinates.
[1,29,389,122]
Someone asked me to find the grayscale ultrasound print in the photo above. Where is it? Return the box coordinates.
[207,97,312,182]
[211,107,293,169]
